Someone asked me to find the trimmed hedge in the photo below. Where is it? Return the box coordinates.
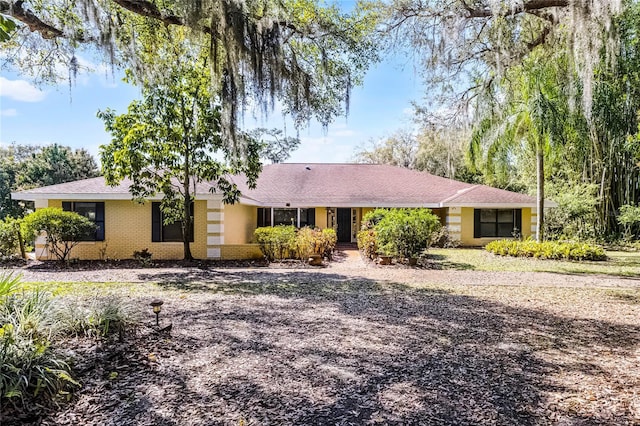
[485,239,607,261]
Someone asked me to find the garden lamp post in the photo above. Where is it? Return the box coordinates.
[150,299,163,326]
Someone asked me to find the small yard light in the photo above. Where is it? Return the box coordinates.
[150,299,164,326]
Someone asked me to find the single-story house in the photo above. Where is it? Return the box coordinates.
[11,163,549,260]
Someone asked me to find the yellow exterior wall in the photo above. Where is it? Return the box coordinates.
[36,201,535,258]
[459,207,533,246]
[220,244,263,260]
[314,207,328,229]
[41,199,208,260]
[223,203,257,244]
[522,208,532,239]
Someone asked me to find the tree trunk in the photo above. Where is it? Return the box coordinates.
[183,145,194,261]
[536,146,545,242]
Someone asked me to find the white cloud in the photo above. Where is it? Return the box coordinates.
[0,77,46,102]
[0,108,17,117]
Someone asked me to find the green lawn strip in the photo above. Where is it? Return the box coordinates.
[429,248,640,277]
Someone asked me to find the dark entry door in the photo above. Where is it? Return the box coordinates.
[337,208,352,242]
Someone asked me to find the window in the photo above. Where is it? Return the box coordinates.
[256,207,316,228]
[474,209,522,238]
[257,208,272,227]
[152,202,194,242]
[299,208,315,228]
[62,202,105,241]
[273,208,297,226]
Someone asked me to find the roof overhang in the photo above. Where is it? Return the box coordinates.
[441,200,558,208]
[10,192,225,202]
[237,201,443,208]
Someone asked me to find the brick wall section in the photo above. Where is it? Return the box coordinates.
[39,199,208,260]
[220,244,263,260]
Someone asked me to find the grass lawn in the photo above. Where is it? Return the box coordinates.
[10,269,640,425]
[429,247,640,277]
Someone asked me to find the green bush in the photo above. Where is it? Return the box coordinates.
[22,208,96,261]
[485,239,607,261]
[254,225,297,261]
[361,208,389,230]
[375,208,442,258]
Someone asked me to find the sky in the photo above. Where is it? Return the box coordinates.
[0,52,425,165]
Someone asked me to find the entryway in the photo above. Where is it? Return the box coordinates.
[336,208,352,243]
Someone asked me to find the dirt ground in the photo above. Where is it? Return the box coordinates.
[3,249,640,425]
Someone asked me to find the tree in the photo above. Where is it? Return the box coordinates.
[0,0,379,140]
[99,53,262,260]
[381,0,621,121]
[22,208,96,261]
[18,144,99,189]
[470,49,571,241]
[250,128,301,164]
[353,126,478,181]
[0,144,100,220]
[353,129,418,169]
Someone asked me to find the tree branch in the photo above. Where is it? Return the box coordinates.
[111,0,186,28]
[465,0,569,18]
[0,0,63,39]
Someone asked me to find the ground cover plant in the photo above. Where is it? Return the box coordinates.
[2,255,639,425]
[0,272,140,422]
[485,239,607,261]
[428,248,640,277]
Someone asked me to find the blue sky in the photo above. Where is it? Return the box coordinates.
[0,53,423,164]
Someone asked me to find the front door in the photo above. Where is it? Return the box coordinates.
[337,208,352,242]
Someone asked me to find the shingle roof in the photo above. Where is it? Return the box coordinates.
[12,176,216,199]
[12,163,541,207]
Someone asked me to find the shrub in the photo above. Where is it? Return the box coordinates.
[254,225,297,261]
[254,226,337,262]
[485,239,607,261]
[361,208,389,230]
[0,217,26,259]
[357,229,378,260]
[319,228,337,259]
[133,248,153,266]
[431,226,461,248]
[295,227,316,262]
[56,296,139,341]
[22,208,96,261]
[618,204,640,240]
[0,273,78,404]
[375,208,442,258]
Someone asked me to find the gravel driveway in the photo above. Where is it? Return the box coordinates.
[3,248,640,425]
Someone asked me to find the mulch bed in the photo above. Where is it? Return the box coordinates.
[3,276,640,425]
